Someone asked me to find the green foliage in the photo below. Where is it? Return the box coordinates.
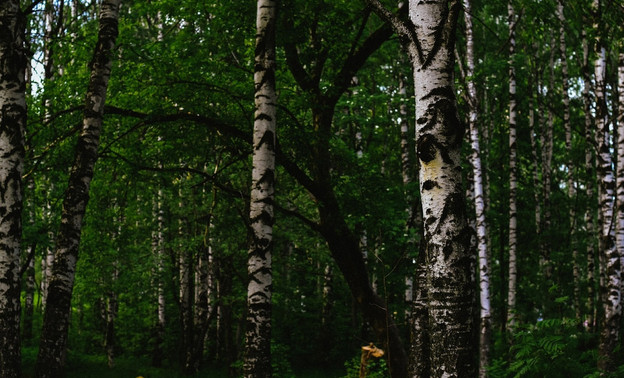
[343,353,388,378]
[489,319,596,378]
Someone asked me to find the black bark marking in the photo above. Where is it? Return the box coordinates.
[417,134,437,163]
[256,129,275,151]
[422,180,439,191]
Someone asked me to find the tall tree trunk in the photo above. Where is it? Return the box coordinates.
[410,1,475,375]
[594,4,621,369]
[244,1,277,376]
[190,181,218,373]
[582,28,596,332]
[528,75,542,265]
[152,185,166,367]
[0,1,26,376]
[506,0,518,333]
[35,2,121,376]
[541,35,556,288]
[368,1,475,375]
[464,0,491,374]
[617,51,624,322]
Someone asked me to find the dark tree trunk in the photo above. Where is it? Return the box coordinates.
[35,1,121,376]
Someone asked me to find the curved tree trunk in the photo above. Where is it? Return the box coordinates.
[0,2,26,376]
[244,1,277,376]
[35,1,121,376]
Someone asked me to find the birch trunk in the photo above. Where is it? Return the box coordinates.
[151,186,166,367]
[528,79,542,251]
[190,182,218,372]
[507,0,518,333]
[582,28,596,332]
[244,1,277,376]
[409,1,474,375]
[35,1,121,376]
[0,1,26,376]
[463,0,490,374]
[594,14,621,370]
[617,51,624,321]
[179,196,194,374]
[541,35,555,285]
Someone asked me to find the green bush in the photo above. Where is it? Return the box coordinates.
[489,318,595,378]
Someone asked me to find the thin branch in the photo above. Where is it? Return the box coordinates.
[103,151,322,232]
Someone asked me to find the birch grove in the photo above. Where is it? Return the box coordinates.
[2,0,624,376]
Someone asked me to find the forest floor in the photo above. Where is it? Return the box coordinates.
[21,346,344,378]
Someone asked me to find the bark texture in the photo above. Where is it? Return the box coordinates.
[35,1,121,376]
[0,1,26,376]
[244,1,277,376]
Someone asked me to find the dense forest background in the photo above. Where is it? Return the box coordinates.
[2,0,624,376]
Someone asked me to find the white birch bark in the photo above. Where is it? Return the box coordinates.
[244,1,277,376]
[151,184,166,367]
[0,1,26,376]
[594,16,621,370]
[617,52,624,312]
[409,1,474,375]
[582,29,596,331]
[507,0,518,332]
[35,2,121,376]
[463,0,491,374]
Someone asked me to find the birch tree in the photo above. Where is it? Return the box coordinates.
[593,1,621,371]
[367,1,475,375]
[582,28,596,331]
[618,51,624,313]
[35,1,121,376]
[507,0,518,332]
[463,0,491,374]
[244,0,277,376]
[0,1,26,376]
